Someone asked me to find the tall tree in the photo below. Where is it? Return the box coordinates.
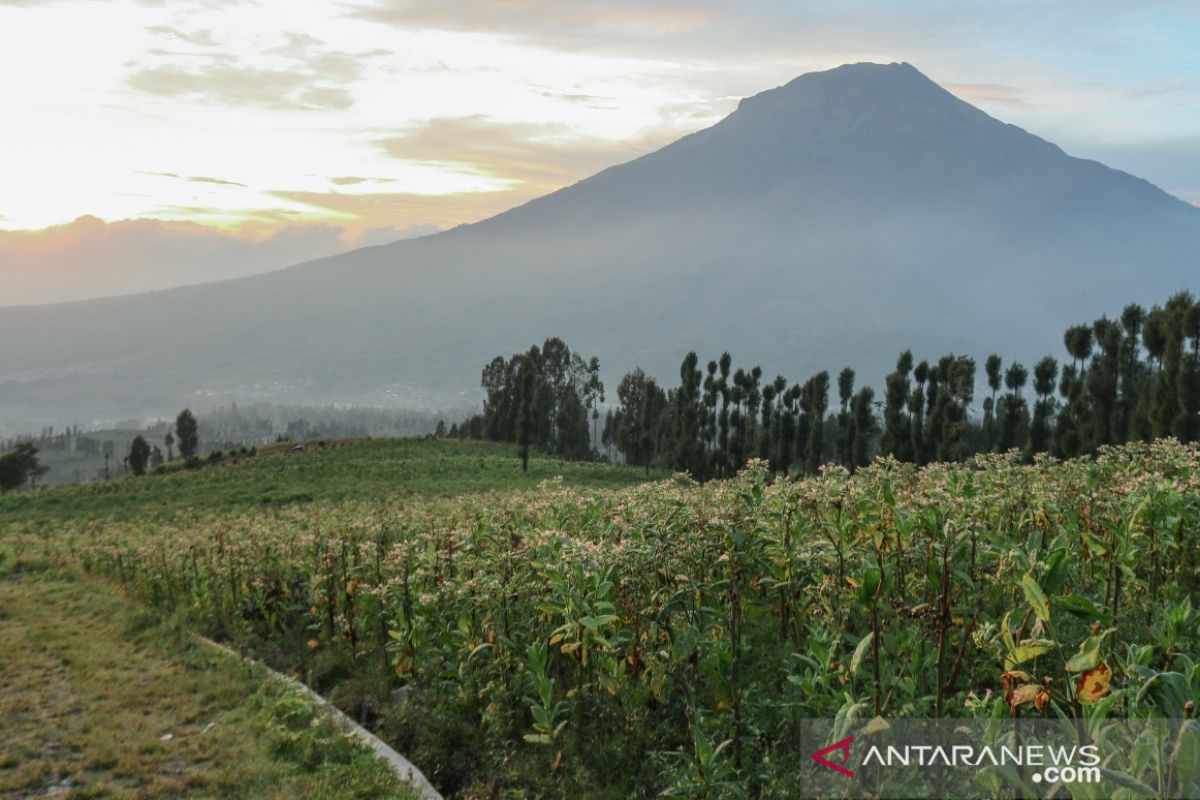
[837,368,855,469]
[175,409,199,461]
[850,387,875,470]
[804,371,830,474]
[984,353,1003,451]
[514,353,537,472]
[673,352,706,478]
[909,360,929,465]
[998,362,1029,452]
[1118,304,1146,441]
[881,351,913,460]
[1030,356,1058,454]
[583,356,605,452]
[128,435,151,477]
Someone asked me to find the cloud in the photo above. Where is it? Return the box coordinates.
[350,0,713,51]
[141,171,248,187]
[0,214,438,307]
[127,28,380,110]
[376,115,673,192]
[145,24,219,48]
[943,83,1032,110]
[128,63,353,110]
[270,188,542,231]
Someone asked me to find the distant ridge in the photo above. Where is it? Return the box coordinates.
[1,62,1197,428]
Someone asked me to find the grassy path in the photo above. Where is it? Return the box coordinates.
[0,568,417,799]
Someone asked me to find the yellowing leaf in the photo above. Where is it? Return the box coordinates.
[1065,636,1102,673]
[1004,640,1055,668]
[1076,661,1113,705]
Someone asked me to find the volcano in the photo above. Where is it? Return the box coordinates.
[2,62,1198,427]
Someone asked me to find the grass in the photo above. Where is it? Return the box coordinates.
[1,437,657,526]
[0,566,419,799]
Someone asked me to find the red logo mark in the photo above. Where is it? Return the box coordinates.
[812,736,855,778]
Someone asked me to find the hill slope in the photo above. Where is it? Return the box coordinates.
[2,62,1198,427]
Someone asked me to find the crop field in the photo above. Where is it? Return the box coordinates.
[0,438,655,525]
[4,438,1200,798]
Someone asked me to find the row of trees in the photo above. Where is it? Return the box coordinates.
[457,338,605,470]
[125,409,199,477]
[465,292,1200,479]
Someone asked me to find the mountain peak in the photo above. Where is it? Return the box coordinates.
[736,61,932,111]
[718,60,1037,169]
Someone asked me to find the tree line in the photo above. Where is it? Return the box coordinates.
[458,292,1200,479]
[455,337,605,470]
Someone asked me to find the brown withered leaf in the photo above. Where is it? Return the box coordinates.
[1035,688,1051,715]
[1076,661,1113,705]
[1008,683,1041,711]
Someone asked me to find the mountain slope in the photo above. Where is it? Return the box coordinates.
[2,62,1198,428]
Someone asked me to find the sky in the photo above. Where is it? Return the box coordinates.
[2,0,1199,303]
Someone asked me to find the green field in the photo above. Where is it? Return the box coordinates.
[4,438,1200,798]
[0,437,656,526]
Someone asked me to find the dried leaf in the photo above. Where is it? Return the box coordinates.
[1076,661,1113,705]
[1008,683,1041,710]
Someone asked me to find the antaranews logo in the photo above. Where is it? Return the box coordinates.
[799,718,1189,799]
[811,736,855,778]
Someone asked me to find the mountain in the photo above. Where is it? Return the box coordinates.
[2,62,1198,430]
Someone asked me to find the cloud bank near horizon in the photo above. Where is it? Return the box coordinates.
[0,216,438,308]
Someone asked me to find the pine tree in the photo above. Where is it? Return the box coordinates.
[515,354,537,472]
[850,387,875,470]
[673,353,706,478]
[837,368,855,469]
[1030,356,1058,454]
[881,351,913,460]
[804,371,830,474]
[984,353,1002,451]
[998,362,1029,453]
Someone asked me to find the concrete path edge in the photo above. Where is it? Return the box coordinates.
[197,636,443,800]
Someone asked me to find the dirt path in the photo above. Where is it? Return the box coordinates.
[0,569,416,799]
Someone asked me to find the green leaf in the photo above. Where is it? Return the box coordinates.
[1172,720,1200,791]
[1042,549,1070,595]
[850,633,873,677]
[1065,636,1101,673]
[856,567,881,605]
[1021,572,1051,623]
[1005,640,1056,668]
[1136,671,1191,716]
[1097,769,1157,798]
[1055,594,1111,622]
[1000,610,1015,654]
